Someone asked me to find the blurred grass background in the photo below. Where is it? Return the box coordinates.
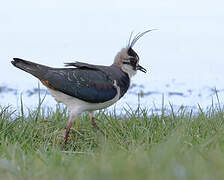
[0,96,224,179]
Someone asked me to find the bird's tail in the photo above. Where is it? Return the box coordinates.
[11,58,49,79]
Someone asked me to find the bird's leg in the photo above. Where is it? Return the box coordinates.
[91,111,97,127]
[62,114,76,149]
[90,112,106,136]
[64,121,72,145]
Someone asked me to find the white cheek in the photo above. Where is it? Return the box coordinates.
[121,64,137,78]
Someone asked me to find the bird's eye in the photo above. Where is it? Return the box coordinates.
[129,58,137,64]
[122,58,137,66]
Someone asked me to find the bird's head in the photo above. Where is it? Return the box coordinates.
[113,30,154,77]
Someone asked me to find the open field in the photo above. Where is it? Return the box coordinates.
[0,99,224,180]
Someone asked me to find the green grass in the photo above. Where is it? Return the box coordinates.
[0,100,224,180]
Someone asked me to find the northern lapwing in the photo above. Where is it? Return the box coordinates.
[11,30,152,146]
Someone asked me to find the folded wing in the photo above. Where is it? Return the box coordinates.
[43,68,117,103]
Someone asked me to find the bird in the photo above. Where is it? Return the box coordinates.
[11,30,152,146]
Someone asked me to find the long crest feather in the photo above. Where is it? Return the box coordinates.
[128,29,157,48]
[127,31,134,48]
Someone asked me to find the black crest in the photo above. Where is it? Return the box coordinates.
[127,29,156,48]
[127,29,156,58]
[127,48,138,59]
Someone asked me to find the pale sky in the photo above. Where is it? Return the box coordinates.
[1,0,224,108]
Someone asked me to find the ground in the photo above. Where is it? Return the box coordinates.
[0,101,224,180]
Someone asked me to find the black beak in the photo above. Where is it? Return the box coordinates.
[137,64,147,73]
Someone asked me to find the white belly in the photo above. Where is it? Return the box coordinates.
[48,81,120,115]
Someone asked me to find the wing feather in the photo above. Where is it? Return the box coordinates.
[43,68,117,103]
